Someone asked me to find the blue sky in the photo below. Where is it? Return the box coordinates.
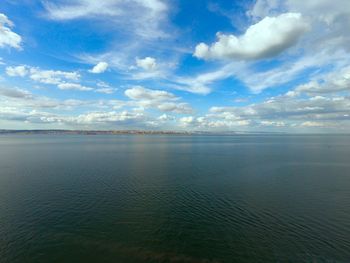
[1,0,350,132]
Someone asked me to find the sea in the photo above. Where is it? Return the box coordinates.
[0,134,349,262]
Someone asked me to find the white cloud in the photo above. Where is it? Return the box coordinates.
[6,66,29,77]
[43,0,168,39]
[5,64,118,93]
[187,38,348,94]
[125,86,177,101]
[260,120,286,127]
[250,0,350,52]
[179,114,251,130]
[0,107,146,127]
[179,116,195,126]
[136,57,157,71]
[97,81,112,88]
[248,0,281,19]
[124,86,193,114]
[171,84,211,95]
[156,102,192,114]
[286,0,350,25]
[238,50,347,93]
[89,62,108,74]
[207,92,350,127]
[95,88,116,94]
[0,13,22,49]
[158,113,174,121]
[185,0,350,94]
[73,111,144,124]
[57,83,93,91]
[29,68,80,85]
[0,85,123,111]
[0,87,32,99]
[172,62,242,95]
[1,82,349,131]
[0,86,167,128]
[95,81,116,94]
[300,121,325,127]
[6,65,81,86]
[45,0,179,85]
[194,12,309,60]
[296,66,350,95]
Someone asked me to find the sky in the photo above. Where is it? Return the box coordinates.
[0,0,350,132]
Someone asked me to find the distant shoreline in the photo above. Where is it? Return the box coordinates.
[0,129,191,135]
[1,130,349,136]
[0,129,286,135]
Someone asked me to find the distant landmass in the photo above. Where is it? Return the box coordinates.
[0,129,193,135]
[0,129,289,135]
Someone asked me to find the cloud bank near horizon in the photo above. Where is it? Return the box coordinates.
[0,0,350,132]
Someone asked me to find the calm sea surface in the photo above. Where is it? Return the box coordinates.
[0,135,350,263]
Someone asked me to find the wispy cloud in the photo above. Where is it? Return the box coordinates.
[43,0,169,39]
[0,13,22,49]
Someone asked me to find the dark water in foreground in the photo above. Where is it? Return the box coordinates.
[0,135,350,263]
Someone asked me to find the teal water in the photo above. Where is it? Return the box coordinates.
[0,135,350,262]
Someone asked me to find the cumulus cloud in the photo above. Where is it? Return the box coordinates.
[0,13,22,49]
[156,102,192,114]
[1,83,349,131]
[136,57,157,71]
[3,0,350,131]
[0,87,156,128]
[179,114,250,129]
[73,111,144,124]
[158,114,174,121]
[5,63,120,94]
[5,65,100,92]
[0,85,123,111]
[5,66,29,77]
[0,85,141,127]
[185,0,350,94]
[250,0,350,52]
[5,64,118,93]
[0,107,53,123]
[189,30,348,94]
[296,66,350,95]
[125,86,176,101]
[194,13,309,60]
[179,116,195,127]
[172,70,350,131]
[29,68,80,85]
[208,93,350,127]
[0,87,32,99]
[124,86,193,114]
[57,83,93,91]
[89,62,108,74]
[6,65,80,85]
[0,107,145,127]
